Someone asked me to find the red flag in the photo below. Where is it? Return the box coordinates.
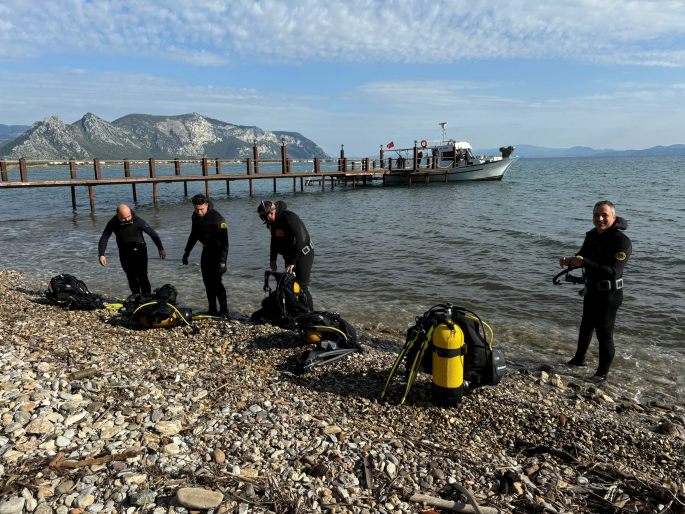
[386,141,394,149]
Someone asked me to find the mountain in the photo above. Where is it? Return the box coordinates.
[0,113,329,160]
[0,124,30,147]
[474,144,685,158]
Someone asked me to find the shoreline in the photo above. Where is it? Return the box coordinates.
[1,269,684,513]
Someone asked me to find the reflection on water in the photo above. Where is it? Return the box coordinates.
[1,157,684,403]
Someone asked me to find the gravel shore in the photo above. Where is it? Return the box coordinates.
[0,269,684,514]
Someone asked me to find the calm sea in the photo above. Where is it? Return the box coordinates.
[1,156,683,403]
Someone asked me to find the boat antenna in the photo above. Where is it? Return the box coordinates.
[439,122,448,142]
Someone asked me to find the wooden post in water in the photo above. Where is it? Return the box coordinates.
[202,157,210,197]
[90,158,100,211]
[253,142,260,174]
[413,143,418,172]
[314,157,320,174]
[445,170,448,183]
[216,158,229,195]
[273,177,277,193]
[388,158,393,172]
[339,146,344,172]
[124,159,137,202]
[19,158,27,182]
[69,159,77,209]
[352,176,356,189]
[300,176,304,192]
[281,142,287,174]
[149,158,157,202]
[322,172,326,192]
[0,160,8,182]
[246,158,253,196]
[380,146,385,169]
[174,158,186,196]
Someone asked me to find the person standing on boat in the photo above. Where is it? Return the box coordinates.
[257,200,315,310]
[558,201,632,384]
[182,194,229,317]
[98,204,166,296]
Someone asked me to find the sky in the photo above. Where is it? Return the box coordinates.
[1,0,685,155]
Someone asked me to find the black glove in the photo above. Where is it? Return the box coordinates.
[182,252,189,265]
[219,262,227,275]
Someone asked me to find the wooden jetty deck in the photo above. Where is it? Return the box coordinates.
[0,144,451,210]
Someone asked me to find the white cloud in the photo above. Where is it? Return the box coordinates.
[1,70,684,153]
[1,0,685,66]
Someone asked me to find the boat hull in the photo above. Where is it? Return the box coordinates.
[384,157,518,184]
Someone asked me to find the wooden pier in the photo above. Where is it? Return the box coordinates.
[0,143,448,210]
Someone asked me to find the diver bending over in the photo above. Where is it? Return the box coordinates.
[257,200,315,310]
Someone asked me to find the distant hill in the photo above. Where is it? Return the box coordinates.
[0,124,30,147]
[0,113,329,160]
[474,144,685,158]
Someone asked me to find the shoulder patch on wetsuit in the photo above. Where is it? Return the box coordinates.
[275,229,284,236]
[615,252,627,261]
[220,222,227,229]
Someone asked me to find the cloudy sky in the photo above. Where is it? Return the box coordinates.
[1,0,685,154]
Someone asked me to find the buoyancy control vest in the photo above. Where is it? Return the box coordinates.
[381,304,506,406]
[251,271,310,328]
[45,274,104,310]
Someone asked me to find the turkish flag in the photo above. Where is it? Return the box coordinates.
[386,141,394,149]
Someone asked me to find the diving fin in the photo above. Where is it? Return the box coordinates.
[105,303,124,310]
[293,348,357,374]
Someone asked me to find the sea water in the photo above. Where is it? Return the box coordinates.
[1,156,683,403]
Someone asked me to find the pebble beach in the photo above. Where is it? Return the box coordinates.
[0,269,684,514]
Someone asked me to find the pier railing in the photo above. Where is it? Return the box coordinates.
[0,143,453,210]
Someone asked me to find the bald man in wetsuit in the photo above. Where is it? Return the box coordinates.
[98,204,166,295]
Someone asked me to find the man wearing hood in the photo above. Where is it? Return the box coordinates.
[257,200,314,310]
[98,204,166,295]
[182,194,229,317]
[559,200,632,383]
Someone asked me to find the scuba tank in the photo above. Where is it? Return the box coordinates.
[431,318,465,406]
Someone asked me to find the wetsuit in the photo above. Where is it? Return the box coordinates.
[269,201,314,310]
[183,202,229,315]
[571,217,632,377]
[98,214,164,295]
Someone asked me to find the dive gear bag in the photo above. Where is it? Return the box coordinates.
[251,271,310,327]
[381,304,506,406]
[132,300,193,329]
[293,311,363,374]
[154,284,178,305]
[46,274,104,310]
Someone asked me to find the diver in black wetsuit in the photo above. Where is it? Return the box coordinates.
[98,204,166,295]
[182,194,229,317]
[559,200,632,383]
[257,200,314,310]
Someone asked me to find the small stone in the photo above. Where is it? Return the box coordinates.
[35,504,53,514]
[248,405,262,413]
[385,462,397,477]
[656,422,679,437]
[430,468,445,480]
[155,420,182,436]
[163,443,180,455]
[124,474,147,485]
[25,417,53,435]
[0,498,26,514]
[56,481,75,495]
[550,375,564,388]
[86,504,103,514]
[213,449,225,464]
[322,426,342,435]
[538,371,549,380]
[75,495,95,509]
[576,476,589,485]
[129,491,156,507]
[176,489,223,510]
[56,436,71,448]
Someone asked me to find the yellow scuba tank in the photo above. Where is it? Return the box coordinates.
[431,320,465,406]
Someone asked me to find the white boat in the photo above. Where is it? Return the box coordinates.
[383,123,518,184]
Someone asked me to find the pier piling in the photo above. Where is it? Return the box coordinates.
[69,160,77,209]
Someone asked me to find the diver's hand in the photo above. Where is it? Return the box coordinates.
[270,260,277,271]
[559,256,583,268]
[182,252,189,265]
[285,264,295,274]
[99,256,106,266]
[219,262,227,275]
[159,250,167,260]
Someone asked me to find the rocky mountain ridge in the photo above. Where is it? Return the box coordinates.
[0,113,329,160]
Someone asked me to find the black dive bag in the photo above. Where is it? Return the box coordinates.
[297,311,361,350]
[46,274,103,310]
[154,284,178,305]
[251,271,310,327]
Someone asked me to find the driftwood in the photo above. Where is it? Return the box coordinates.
[409,492,501,514]
[363,453,374,490]
[50,448,144,468]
